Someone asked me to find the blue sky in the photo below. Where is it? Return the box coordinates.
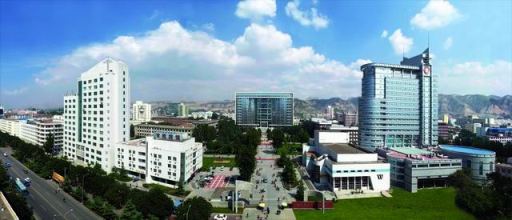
[0,0,511,108]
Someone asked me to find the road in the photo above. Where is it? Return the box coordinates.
[0,147,102,220]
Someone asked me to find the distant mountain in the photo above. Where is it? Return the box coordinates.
[293,95,512,119]
[438,94,512,118]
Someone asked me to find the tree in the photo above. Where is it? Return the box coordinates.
[132,188,173,219]
[192,124,216,143]
[211,112,219,120]
[175,197,213,220]
[298,129,310,143]
[176,179,185,196]
[296,181,305,201]
[43,132,55,155]
[121,200,143,220]
[269,129,284,149]
[236,145,256,181]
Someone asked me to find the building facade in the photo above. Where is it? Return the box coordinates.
[134,122,194,137]
[0,119,22,137]
[63,58,130,173]
[132,101,152,122]
[359,49,438,150]
[115,132,203,188]
[440,145,496,184]
[20,118,63,153]
[235,92,293,127]
[178,103,189,118]
[377,147,461,192]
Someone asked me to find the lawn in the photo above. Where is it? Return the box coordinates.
[201,156,236,171]
[294,187,474,220]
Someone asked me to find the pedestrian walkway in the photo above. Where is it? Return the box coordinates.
[208,175,228,189]
[242,208,296,220]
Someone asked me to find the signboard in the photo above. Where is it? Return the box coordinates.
[52,172,65,184]
[423,65,431,76]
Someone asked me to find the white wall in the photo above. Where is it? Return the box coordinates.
[315,131,349,145]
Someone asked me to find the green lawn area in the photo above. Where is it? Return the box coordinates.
[201,156,236,171]
[294,187,474,220]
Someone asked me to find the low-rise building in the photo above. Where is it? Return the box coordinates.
[329,125,358,145]
[486,127,512,144]
[115,132,203,188]
[0,119,23,137]
[438,122,457,142]
[302,131,390,197]
[134,122,194,137]
[20,117,63,154]
[440,145,496,184]
[377,147,462,193]
[496,157,512,179]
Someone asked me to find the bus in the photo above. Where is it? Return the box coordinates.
[15,178,28,196]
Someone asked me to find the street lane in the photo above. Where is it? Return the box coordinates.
[0,148,102,220]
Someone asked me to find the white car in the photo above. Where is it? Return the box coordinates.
[213,214,227,220]
[3,153,7,157]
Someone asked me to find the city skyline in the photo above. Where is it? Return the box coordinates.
[1,0,511,108]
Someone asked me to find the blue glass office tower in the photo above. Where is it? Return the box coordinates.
[359,49,438,150]
[235,92,293,127]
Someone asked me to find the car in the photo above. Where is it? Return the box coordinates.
[3,162,11,168]
[3,153,7,157]
[213,214,227,220]
[23,178,31,186]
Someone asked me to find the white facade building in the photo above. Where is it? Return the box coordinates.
[132,101,152,122]
[115,132,203,188]
[20,117,63,153]
[63,58,130,173]
[303,131,390,197]
[0,119,23,137]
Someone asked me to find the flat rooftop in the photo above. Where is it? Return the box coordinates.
[387,147,446,161]
[322,143,367,154]
[123,138,146,147]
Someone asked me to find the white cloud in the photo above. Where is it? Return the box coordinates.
[439,60,512,95]
[388,29,414,55]
[9,21,367,107]
[235,0,276,21]
[411,0,460,30]
[443,37,453,50]
[285,0,329,29]
[381,30,388,38]
[2,87,28,96]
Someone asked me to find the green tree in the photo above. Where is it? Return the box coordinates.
[270,129,284,149]
[236,145,256,181]
[132,188,173,219]
[43,132,55,155]
[192,124,216,143]
[296,181,305,201]
[121,200,144,220]
[176,179,185,196]
[211,112,219,119]
[176,197,213,220]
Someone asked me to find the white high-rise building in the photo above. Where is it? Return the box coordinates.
[132,101,152,122]
[63,58,130,173]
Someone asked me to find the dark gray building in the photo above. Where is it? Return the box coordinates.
[235,92,293,127]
